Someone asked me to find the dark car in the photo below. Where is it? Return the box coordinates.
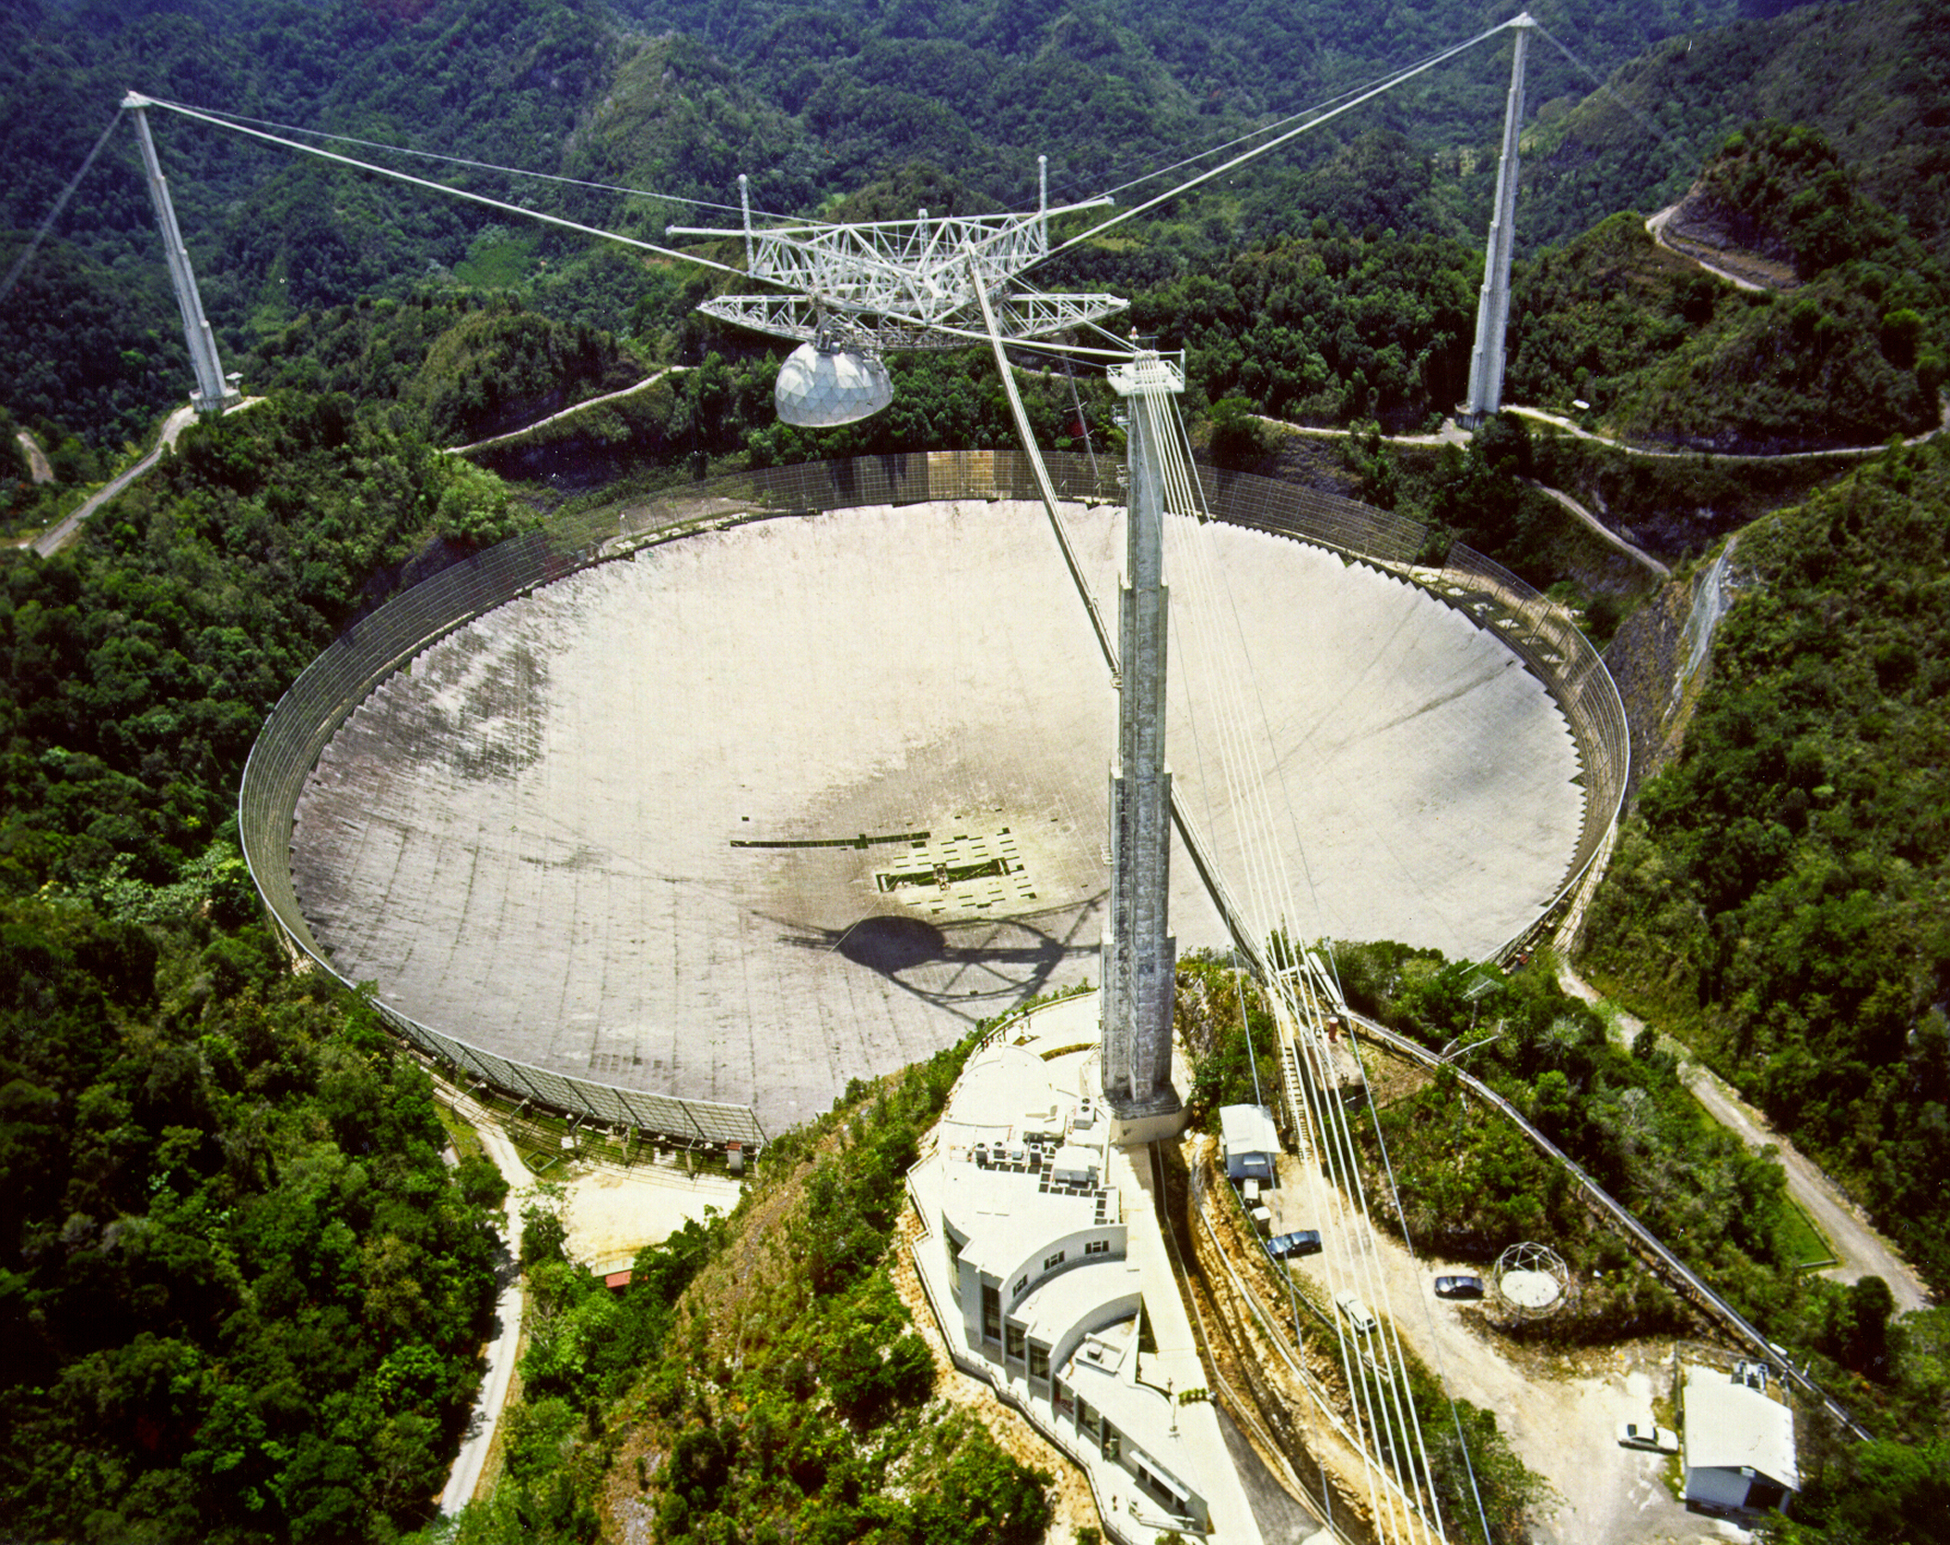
[1434,1274,1485,1299]
[1268,1230,1322,1259]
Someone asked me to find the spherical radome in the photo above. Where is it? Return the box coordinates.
[775,341,894,426]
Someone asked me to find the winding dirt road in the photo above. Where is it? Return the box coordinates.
[1645,204,1769,294]
[1525,479,1670,578]
[28,399,266,557]
[1560,966,1931,1315]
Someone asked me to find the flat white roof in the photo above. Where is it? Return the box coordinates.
[937,1040,1111,1274]
[1219,1103,1278,1155]
[1014,1256,1141,1347]
[949,1162,1103,1275]
[940,1043,1073,1138]
[1682,1366,1798,1489]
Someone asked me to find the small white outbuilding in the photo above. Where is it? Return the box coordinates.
[1218,1104,1279,1182]
[1681,1363,1798,1515]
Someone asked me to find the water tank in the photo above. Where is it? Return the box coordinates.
[775,339,893,426]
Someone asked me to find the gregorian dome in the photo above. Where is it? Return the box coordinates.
[775,336,894,426]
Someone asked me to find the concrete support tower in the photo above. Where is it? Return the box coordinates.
[1101,354,1183,1128]
[124,93,237,414]
[1461,14,1535,425]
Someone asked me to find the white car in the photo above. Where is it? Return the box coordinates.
[1334,1289,1379,1334]
[1617,1420,1678,1453]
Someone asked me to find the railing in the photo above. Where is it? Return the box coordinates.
[239,451,1629,1147]
[1346,1010,1872,1442]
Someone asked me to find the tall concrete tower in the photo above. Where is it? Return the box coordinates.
[1461,14,1535,426]
[1101,353,1183,1131]
[123,93,238,415]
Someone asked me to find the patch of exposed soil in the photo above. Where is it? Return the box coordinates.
[1600,572,1699,806]
[1665,188,1802,292]
[1359,1043,1432,1110]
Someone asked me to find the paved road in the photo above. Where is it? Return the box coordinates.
[1560,966,1932,1314]
[1503,397,1950,463]
[438,1092,530,1516]
[28,400,262,557]
[14,429,53,484]
[444,365,689,455]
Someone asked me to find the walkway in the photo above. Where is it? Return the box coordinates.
[437,1089,530,1517]
[1525,479,1670,578]
[1645,203,1771,294]
[14,430,53,485]
[28,398,261,558]
[1502,396,1950,463]
[444,365,688,456]
[1559,965,1932,1315]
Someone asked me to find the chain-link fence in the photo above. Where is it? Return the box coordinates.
[240,450,1628,1144]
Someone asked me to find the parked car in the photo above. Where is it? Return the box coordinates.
[1268,1230,1322,1259]
[1434,1274,1485,1300]
[1616,1420,1679,1453]
[1333,1289,1378,1334]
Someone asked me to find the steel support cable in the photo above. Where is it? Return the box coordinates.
[1132,394,1384,1527]
[1154,446,1466,1529]
[0,107,125,306]
[1162,565,1443,1545]
[1308,971,1448,1543]
[963,249,1117,674]
[134,95,750,280]
[1276,964,1434,1544]
[1071,35,1518,206]
[1292,964,1447,1543]
[1142,408,1397,1526]
[1184,560,1452,1545]
[1148,410,1440,1542]
[1163,494,1314,1464]
[1174,426,1348,959]
[1527,24,1676,151]
[1029,21,1512,276]
[1061,352,1100,484]
[1358,1059,1498,1545]
[135,95,775,217]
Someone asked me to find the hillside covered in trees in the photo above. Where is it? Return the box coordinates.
[1583,434,1950,1298]
[10,0,1941,459]
[3,0,1950,1541]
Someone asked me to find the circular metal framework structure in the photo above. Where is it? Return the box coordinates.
[1493,1240,1570,1317]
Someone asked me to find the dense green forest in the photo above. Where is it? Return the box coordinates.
[448,1035,1054,1545]
[3,1,1950,1541]
[0,386,530,1541]
[7,0,1918,458]
[1575,438,1950,1540]
[0,905,509,1543]
[1527,0,1950,261]
[1583,435,1950,1295]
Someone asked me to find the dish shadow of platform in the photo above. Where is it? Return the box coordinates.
[291,500,1583,1134]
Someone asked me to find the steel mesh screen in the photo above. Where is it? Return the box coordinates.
[241,451,1627,1140]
